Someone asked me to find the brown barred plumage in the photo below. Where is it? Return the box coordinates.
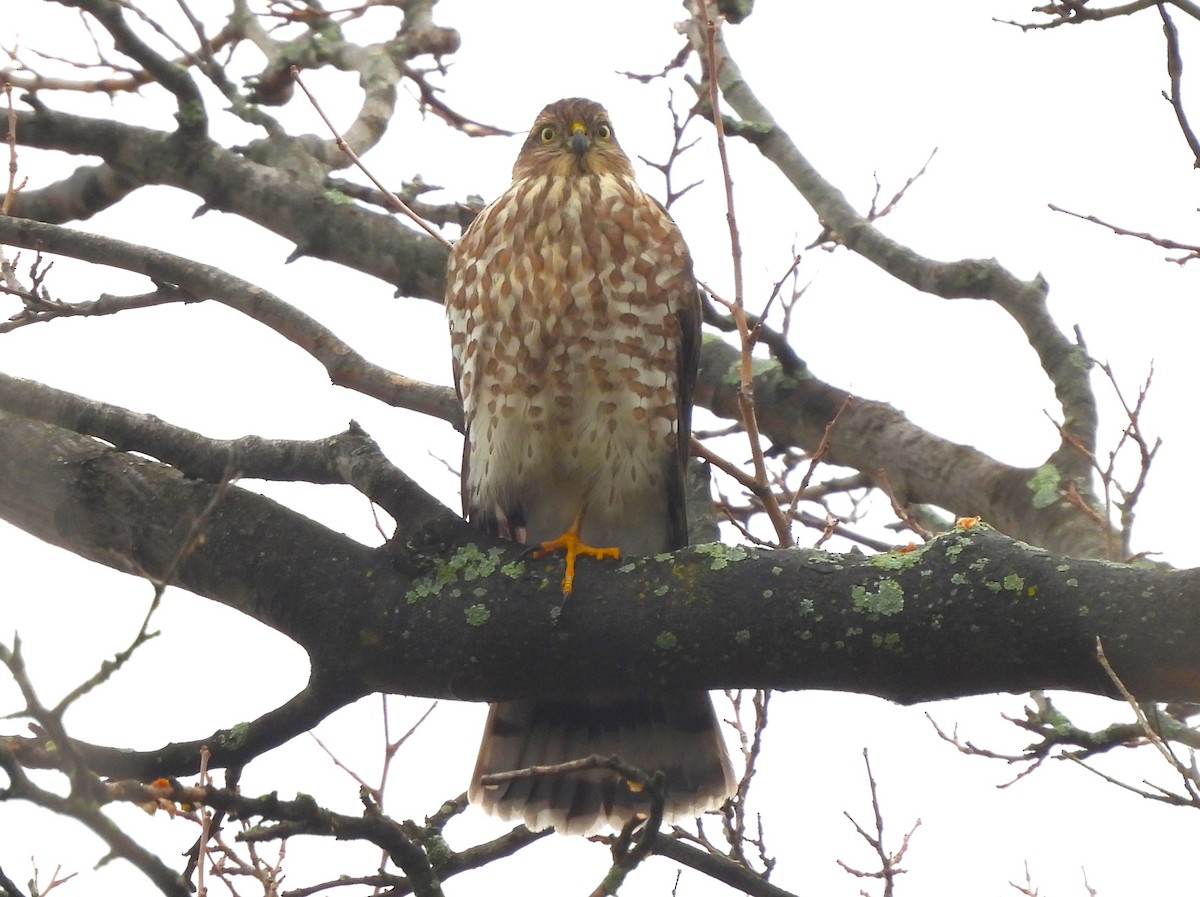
[445,97,734,835]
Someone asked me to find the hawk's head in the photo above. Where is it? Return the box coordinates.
[511,97,636,181]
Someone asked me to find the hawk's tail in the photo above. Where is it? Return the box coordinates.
[469,690,736,835]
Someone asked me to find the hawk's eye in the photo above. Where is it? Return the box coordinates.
[539,126,555,143]
[595,123,612,140]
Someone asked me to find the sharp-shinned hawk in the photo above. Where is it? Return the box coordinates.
[445,97,734,834]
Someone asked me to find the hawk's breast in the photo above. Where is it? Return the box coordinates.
[446,172,693,554]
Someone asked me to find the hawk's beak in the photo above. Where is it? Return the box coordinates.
[569,122,590,156]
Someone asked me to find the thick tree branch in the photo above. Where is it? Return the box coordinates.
[3,108,448,300]
[694,337,1110,559]
[58,0,208,134]
[2,397,1200,773]
[0,371,451,529]
[687,10,1100,496]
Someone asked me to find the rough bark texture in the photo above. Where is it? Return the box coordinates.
[2,404,1194,724]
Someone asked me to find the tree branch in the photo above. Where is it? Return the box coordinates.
[3,398,1200,780]
[687,10,1100,499]
[0,216,459,423]
[3,108,449,300]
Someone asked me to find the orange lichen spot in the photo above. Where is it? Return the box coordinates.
[956,516,981,530]
[897,543,919,553]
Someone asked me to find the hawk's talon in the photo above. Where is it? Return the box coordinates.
[534,525,620,594]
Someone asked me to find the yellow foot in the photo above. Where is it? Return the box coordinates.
[534,524,619,594]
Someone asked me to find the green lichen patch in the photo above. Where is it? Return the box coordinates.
[871,632,902,650]
[944,541,968,564]
[618,562,638,574]
[655,631,679,650]
[720,351,775,386]
[1027,464,1062,509]
[464,604,490,626]
[851,579,904,616]
[219,722,251,750]
[693,542,750,571]
[406,544,509,603]
[869,545,927,571]
[500,561,526,578]
[735,629,751,644]
[1068,345,1093,372]
[653,584,670,597]
[323,189,356,206]
[1002,574,1025,593]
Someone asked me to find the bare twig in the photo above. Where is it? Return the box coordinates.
[1095,637,1200,805]
[866,148,938,221]
[638,90,703,210]
[695,0,792,549]
[1158,3,1200,167]
[291,67,452,248]
[3,82,26,216]
[1049,203,1200,263]
[789,395,852,523]
[837,749,919,897]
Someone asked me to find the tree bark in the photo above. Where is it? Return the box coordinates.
[2,401,1196,717]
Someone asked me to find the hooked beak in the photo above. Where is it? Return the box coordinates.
[569,122,590,156]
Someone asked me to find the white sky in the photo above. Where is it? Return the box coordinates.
[4,1,1200,895]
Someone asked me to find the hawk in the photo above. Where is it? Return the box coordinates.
[445,97,735,834]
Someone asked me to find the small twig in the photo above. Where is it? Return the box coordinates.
[291,67,452,248]
[310,729,377,793]
[638,90,703,210]
[789,395,852,522]
[53,474,238,716]
[866,147,938,221]
[1009,861,1039,896]
[836,749,919,897]
[696,1,792,549]
[3,82,27,216]
[874,468,934,541]
[1049,203,1200,263]
[1095,637,1200,803]
[26,862,75,897]
[926,713,1049,787]
[480,753,658,792]
[753,252,803,338]
[1158,3,1200,167]
[402,65,515,138]
[196,746,213,897]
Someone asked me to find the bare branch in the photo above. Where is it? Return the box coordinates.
[1158,3,1200,166]
[1050,202,1200,263]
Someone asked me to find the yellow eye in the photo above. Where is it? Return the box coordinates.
[595,123,612,140]
[539,126,555,143]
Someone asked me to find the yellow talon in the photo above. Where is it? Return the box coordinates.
[534,515,619,594]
